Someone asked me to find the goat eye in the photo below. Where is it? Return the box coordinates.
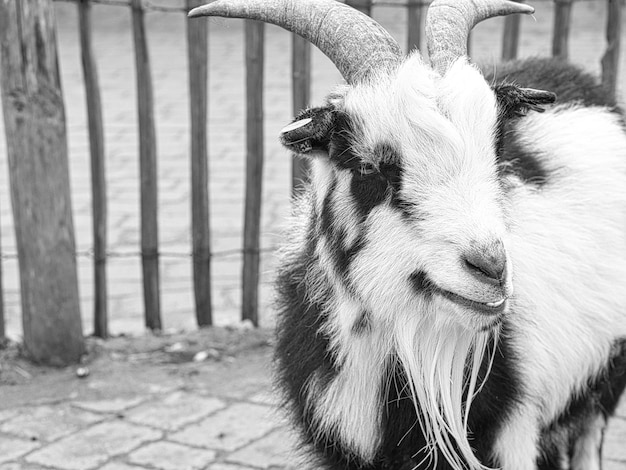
[355,163,378,177]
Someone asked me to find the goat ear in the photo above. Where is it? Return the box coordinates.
[279,106,335,157]
[494,84,557,118]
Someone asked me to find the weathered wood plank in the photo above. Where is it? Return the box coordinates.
[601,0,622,100]
[346,0,372,16]
[78,0,108,338]
[502,12,521,60]
[552,0,573,59]
[0,0,84,365]
[0,222,4,342]
[407,0,425,53]
[242,20,264,327]
[291,34,310,195]
[187,0,212,327]
[131,0,161,330]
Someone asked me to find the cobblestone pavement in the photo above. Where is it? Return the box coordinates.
[0,328,624,470]
[0,329,304,470]
[0,1,625,469]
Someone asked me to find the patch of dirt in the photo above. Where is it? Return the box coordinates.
[0,325,274,387]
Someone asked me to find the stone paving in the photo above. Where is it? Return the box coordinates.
[0,1,624,469]
[0,329,303,470]
[0,328,624,470]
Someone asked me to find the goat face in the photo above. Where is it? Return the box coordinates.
[278,56,529,469]
[282,56,512,334]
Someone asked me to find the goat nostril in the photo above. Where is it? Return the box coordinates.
[464,249,507,282]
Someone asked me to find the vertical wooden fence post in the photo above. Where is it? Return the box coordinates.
[242,20,264,327]
[0,0,84,365]
[552,0,573,59]
[187,0,212,327]
[502,10,522,60]
[407,0,425,53]
[0,222,4,342]
[291,34,310,195]
[346,0,372,16]
[131,0,161,330]
[601,0,622,100]
[78,0,108,338]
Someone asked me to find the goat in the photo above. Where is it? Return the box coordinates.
[190,1,626,469]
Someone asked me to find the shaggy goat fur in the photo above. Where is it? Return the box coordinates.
[275,54,626,470]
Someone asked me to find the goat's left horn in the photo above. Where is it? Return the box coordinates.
[426,0,534,75]
[188,0,403,84]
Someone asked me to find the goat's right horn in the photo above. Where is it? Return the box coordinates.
[189,0,403,85]
[426,0,534,75]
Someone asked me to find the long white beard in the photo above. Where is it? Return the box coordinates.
[393,317,496,470]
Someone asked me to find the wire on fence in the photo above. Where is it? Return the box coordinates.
[0,247,277,261]
[54,0,188,12]
[53,0,612,11]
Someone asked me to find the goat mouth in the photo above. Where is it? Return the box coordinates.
[410,271,508,316]
[439,289,508,315]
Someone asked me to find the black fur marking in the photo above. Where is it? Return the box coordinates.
[349,142,402,217]
[274,236,348,468]
[331,129,408,218]
[351,171,389,217]
[372,144,413,220]
[319,177,338,237]
[330,112,361,170]
[318,175,367,280]
[383,163,402,194]
[409,270,434,296]
[333,232,367,278]
[382,161,415,220]
[374,142,400,164]
[352,310,372,335]
[497,128,549,187]
[351,160,408,218]
[599,338,626,416]
[468,325,524,466]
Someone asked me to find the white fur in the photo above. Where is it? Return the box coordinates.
[308,295,392,461]
[491,409,540,470]
[491,105,626,468]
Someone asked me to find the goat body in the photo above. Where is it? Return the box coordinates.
[189,1,626,468]
[275,56,626,470]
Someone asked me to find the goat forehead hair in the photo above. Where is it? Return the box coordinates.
[341,54,499,167]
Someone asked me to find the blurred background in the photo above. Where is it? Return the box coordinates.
[0,0,623,340]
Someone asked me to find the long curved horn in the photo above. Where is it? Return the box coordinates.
[189,0,403,84]
[426,0,534,75]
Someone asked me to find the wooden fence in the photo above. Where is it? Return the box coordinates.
[0,0,622,364]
